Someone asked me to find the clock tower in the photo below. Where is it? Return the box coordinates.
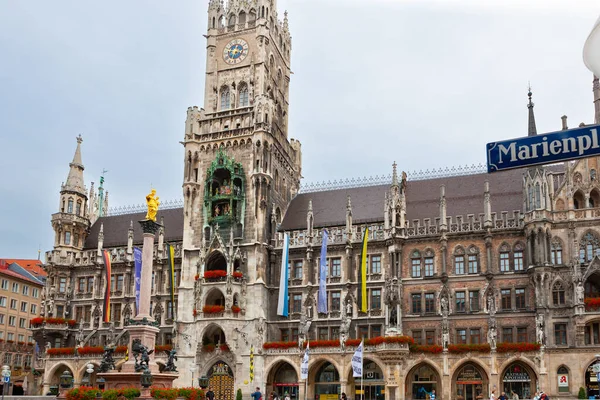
[175,0,302,393]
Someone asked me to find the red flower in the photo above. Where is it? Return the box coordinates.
[47,347,76,356]
[232,271,243,278]
[115,345,128,353]
[231,305,241,313]
[156,345,173,353]
[202,305,225,314]
[448,344,491,354]
[220,344,230,352]
[496,342,541,353]
[410,344,444,354]
[585,297,600,310]
[31,317,44,326]
[194,274,200,281]
[203,270,227,279]
[202,344,215,352]
[193,309,198,317]
[77,346,104,355]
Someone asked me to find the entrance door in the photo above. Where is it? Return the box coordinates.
[456,383,484,400]
[208,362,234,400]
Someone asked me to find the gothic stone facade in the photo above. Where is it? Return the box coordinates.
[38,1,600,399]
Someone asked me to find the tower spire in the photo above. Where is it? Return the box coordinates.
[527,86,538,137]
[391,161,399,187]
[63,135,86,195]
[593,75,600,124]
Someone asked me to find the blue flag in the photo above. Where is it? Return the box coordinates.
[277,233,290,317]
[318,229,328,314]
[134,247,142,313]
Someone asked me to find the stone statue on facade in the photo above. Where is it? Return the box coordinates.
[576,281,585,305]
[45,342,52,354]
[164,349,178,372]
[76,324,85,348]
[389,307,398,327]
[441,296,449,317]
[346,299,353,316]
[487,325,497,350]
[145,189,160,222]
[536,313,546,345]
[132,338,153,372]
[487,293,496,316]
[99,345,116,372]
[47,297,55,317]
[107,322,116,346]
[442,326,450,350]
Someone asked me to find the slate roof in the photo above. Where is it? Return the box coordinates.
[82,168,547,249]
[0,262,45,286]
[279,168,526,231]
[84,207,184,249]
[0,258,46,277]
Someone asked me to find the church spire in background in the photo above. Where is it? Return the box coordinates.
[62,135,86,195]
[527,86,538,137]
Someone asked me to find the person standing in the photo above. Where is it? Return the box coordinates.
[252,387,263,400]
[490,389,497,400]
[499,391,508,400]
[206,387,215,400]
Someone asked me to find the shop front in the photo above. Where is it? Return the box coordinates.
[314,362,341,400]
[586,360,600,398]
[453,363,487,400]
[405,363,440,400]
[501,363,536,400]
[350,360,385,400]
[269,362,299,400]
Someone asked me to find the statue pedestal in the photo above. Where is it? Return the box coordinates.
[122,323,161,374]
[97,372,177,390]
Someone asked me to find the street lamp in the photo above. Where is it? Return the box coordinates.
[198,375,209,389]
[60,370,74,389]
[82,364,94,387]
[584,15,600,77]
[189,366,197,388]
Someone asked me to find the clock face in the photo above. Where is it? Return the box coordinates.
[223,39,249,65]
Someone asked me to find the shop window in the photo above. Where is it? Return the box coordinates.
[557,366,569,393]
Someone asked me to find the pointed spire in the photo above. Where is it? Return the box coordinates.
[127,221,134,255]
[307,199,314,239]
[97,223,104,256]
[527,86,538,137]
[439,185,447,231]
[346,195,353,238]
[484,180,492,228]
[391,162,399,187]
[63,135,86,195]
[283,10,289,32]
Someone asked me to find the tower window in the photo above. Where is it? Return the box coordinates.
[220,88,230,110]
[239,85,249,107]
[74,233,80,247]
[67,199,73,213]
[64,231,71,245]
[212,17,215,29]
[76,200,82,216]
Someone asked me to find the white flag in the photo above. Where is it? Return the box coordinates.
[352,340,363,378]
[300,342,309,379]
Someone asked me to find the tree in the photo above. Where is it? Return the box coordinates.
[237,389,243,400]
[579,387,587,399]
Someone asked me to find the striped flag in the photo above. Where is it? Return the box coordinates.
[317,230,328,314]
[166,243,176,319]
[358,227,369,313]
[277,233,290,317]
[249,345,255,382]
[102,250,112,322]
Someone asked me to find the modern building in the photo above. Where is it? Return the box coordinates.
[37,1,600,399]
[0,258,45,394]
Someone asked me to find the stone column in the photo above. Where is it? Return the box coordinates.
[137,220,160,321]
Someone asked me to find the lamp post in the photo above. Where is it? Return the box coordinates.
[2,365,10,400]
[189,366,197,388]
[83,364,94,387]
[584,16,600,77]
[198,376,209,390]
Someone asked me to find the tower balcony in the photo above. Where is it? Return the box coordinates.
[51,211,89,227]
[30,317,77,333]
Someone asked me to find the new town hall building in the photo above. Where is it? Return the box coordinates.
[36,1,600,399]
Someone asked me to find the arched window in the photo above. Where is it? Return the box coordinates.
[220,87,230,110]
[76,200,82,216]
[238,11,246,26]
[74,233,80,247]
[467,246,480,274]
[592,169,598,181]
[454,247,465,275]
[423,249,435,277]
[534,183,541,208]
[513,243,524,271]
[591,188,600,208]
[580,232,600,263]
[499,243,511,272]
[551,239,563,265]
[527,186,534,211]
[228,14,236,27]
[238,84,249,107]
[212,17,215,29]
[64,231,71,245]
[67,198,74,214]
[410,250,421,278]
[249,9,256,22]
[552,281,565,305]
[557,366,569,394]
[574,190,585,209]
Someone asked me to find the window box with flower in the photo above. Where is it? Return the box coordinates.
[202,305,225,314]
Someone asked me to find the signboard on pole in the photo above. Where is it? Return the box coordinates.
[487,124,600,173]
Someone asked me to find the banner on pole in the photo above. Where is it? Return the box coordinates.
[134,247,142,313]
[352,340,364,378]
[301,342,309,379]
[277,233,290,317]
[318,230,328,313]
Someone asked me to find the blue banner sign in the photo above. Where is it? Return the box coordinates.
[487,124,600,172]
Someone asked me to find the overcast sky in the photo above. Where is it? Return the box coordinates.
[1,0,599,258]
